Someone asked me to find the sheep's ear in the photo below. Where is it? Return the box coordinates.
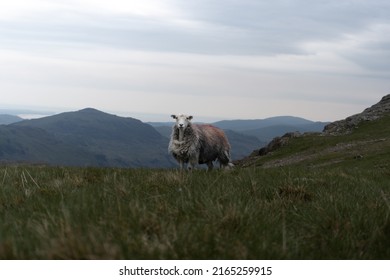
[187,116,193,120]
[171,115,177,119]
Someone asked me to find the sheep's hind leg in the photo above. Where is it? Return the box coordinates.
[219,151,234,170]
[207,162,214,171]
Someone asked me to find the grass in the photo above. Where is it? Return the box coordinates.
[0,115,389,259]
[0,163,389,259]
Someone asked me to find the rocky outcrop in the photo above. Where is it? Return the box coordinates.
[233,131,302,165]
[322,94,390,135]
[256,131,302,156]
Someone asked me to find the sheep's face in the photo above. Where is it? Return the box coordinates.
[171,114,193,130]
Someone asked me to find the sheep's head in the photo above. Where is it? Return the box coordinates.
[171,114,193,130]
[171,114,193,141]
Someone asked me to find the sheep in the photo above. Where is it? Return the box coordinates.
[168,114,234,170]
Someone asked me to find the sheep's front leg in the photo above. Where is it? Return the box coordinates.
[179,160,184,170]
[206,162,214,171]
[188,154,198,171]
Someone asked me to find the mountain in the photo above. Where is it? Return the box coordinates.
[147,122,174,127]
[224,130,266,160]
[0,114,23,125]
[237,94,390,168]
[153,125,173,138]
[213,116,320,131]
[9,108,175,167]
[0,125,99,166]
[213,116,329,142]
[241,122,327,142]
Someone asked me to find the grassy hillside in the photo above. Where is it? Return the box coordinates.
[241,115,390,169]
[0,165,389,259]
[0,125,98,166]
[0,114,389,259]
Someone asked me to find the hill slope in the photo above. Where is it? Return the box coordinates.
[323,94,390,135]
[224,130,266,160]
[213,116,328,142]
[0,151,388,259]
[213,116,314,131]
[0,114,23,125]
[0,125,99,166]
[10,108,174,167]
[242,122,326,142]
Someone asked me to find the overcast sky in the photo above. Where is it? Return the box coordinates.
[0,0,389,122]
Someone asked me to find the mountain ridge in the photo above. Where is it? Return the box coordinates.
[7,108,175,167]
[0,114,23,125]
[213,116,323,131]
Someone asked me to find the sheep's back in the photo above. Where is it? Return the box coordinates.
[193,124,230,162]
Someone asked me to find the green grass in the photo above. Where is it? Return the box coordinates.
[1,115,389,259]
[0,164,389,259]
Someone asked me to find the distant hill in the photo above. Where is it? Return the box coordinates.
[242,122,328,142]
[153,125,173,138]
[213,116,318,130]
[0,114,23,125]
[213,116,329,143]
[9,108,175,167]
[224,130,266,160]
[0,125,98,165]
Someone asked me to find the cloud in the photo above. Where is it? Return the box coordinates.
[301,22,390,74]
[172,0,390,55]
[0,0,389,121]
[1,0,390,56]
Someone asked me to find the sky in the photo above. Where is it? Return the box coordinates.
[0,0,389,122]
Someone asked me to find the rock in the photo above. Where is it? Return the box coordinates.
[323,94,390,135]
[250,131,302,157]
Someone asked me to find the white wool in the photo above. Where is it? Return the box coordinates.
[168,114,233,170]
